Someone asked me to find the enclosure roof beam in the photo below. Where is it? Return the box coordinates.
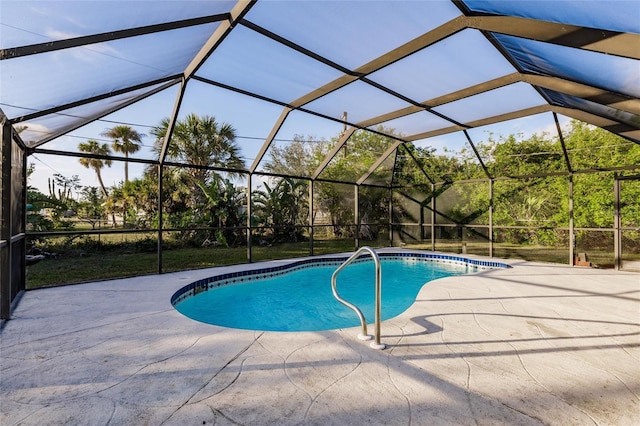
[344,73,521,135]
[469,105,552,129]
[158,77,188,164]
[249,107,292,173]
[403,105,551,143]
[425,73,521,108]
[193,76,290,108]
[240,20,354,76]
[357,140,404,186]
[160,1,255,165]
[182,0,256,80]
[466,15,640,60]
[288,15,468,109]
[522,74,640,115]
[361,78,465,127]
[192,76,405,146]
[400,144,435,185]
[9,75,181,124]
[356,16,467,75]
[351,70,639,138]
[463,130,492,179]
[404,125,466,143]
[312,127,356,180]
[356,106,423,130]
[33,148,158,166]
[27,80,178,149]
[551,106,640,144]
[554,112,573,173]
[0,14,231,61]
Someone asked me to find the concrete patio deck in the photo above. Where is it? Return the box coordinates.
[1,251,639,425]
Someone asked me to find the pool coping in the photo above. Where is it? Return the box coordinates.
[171,249,511,307]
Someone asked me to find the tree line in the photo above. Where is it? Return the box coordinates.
[26,114,640,252]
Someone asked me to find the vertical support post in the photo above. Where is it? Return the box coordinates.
[431,183,436,251]
[388,188,393,246]
[354,185,360,250]
[19,148,27,293]
[556,112,574,267]
[419,198,424,242]
[614,174,621,271]
[568,174,574,266]
[309,180,314,256]
[489,179,494,258]
[247,173,252,263]
[1,120,13,320]
[157,164,163,274]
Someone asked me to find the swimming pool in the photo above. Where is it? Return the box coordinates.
[172,252,509,332]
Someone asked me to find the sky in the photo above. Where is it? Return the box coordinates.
[25,91,570,197]
[0,0,629,196]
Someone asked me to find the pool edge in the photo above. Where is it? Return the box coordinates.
[171,249,511,307]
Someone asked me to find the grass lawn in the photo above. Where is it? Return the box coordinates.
[25,238,636,289]
[26,240,358,289]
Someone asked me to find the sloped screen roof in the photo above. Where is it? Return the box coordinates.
[1,0,638,182]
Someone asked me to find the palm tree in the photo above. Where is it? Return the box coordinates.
[101,125,144,183]
[78,140,112,198]
[151,113,245,207]
[78,140,116,227]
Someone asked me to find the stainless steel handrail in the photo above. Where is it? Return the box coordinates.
[331,246,385,350]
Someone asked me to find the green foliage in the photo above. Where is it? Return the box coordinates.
[262,134,329,177]
[27,173,80,231]
[262,128,401,237]
[484,132,564,177]
[194,177,247,246]
[565,121,640,169]
[443,181,491,226]
[316,128,397,233]
[401,144,484,183]
[29,116,639,273]
[358,186,390,240]
[105,178,158,228]
[25,188,55,246]
[392,121,640,249]
[253,177,308,243]
[319,127,397,182]
[76,186,106,230]
[75,114,246,247]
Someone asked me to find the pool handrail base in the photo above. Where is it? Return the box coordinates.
[331,246,385,350]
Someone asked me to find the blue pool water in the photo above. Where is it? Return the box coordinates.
[173,257,473,331]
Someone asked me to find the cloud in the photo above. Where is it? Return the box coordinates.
[45,28,80,40]
[28,5,49,16]
[45,28,121,63]
[19,123,51,145]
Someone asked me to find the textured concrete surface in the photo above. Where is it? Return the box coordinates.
[1,250,639,425]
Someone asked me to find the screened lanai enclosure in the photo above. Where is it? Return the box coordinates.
[1,0,639,319]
